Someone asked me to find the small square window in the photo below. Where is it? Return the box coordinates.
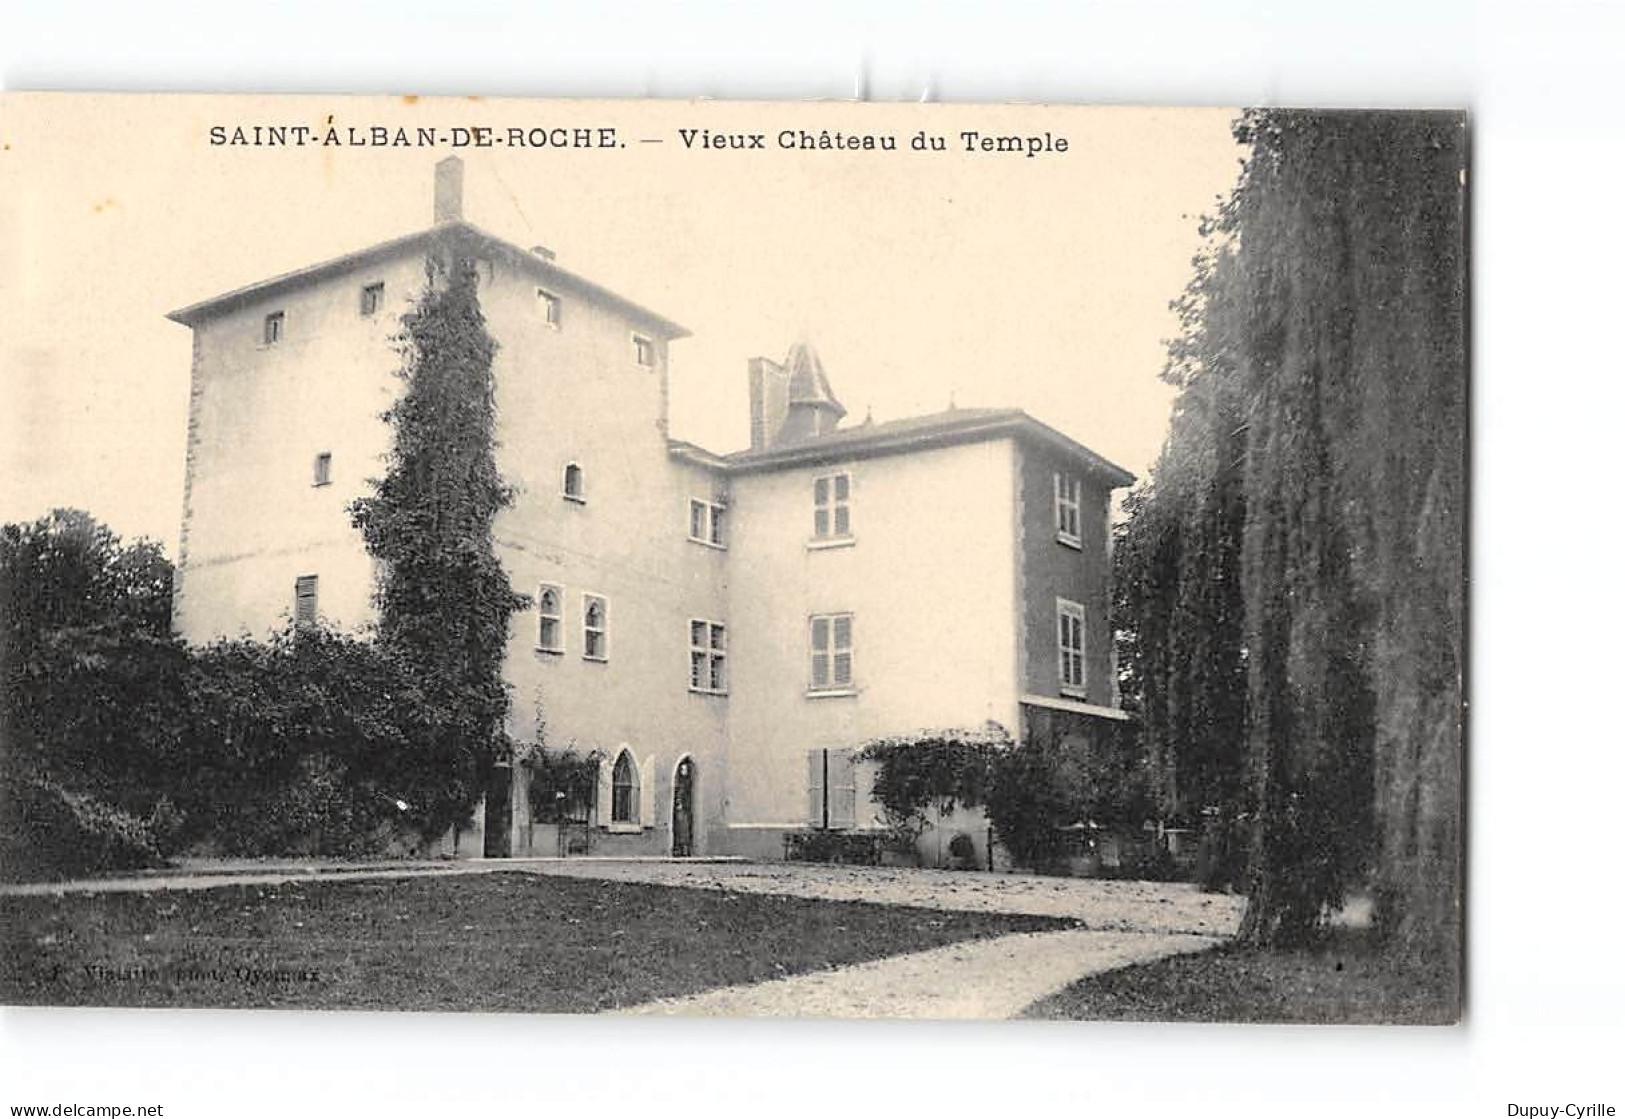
[264,312,285,345]
[633,334,655,368]
[538,289,561,327]
[688,498,727,548]
[360,283,384,317]
[312,452,332,487]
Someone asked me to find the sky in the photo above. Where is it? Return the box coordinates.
[0,95,1243,556]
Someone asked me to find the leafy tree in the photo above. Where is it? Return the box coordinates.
[349,250,528,843]
[1,510,184,879]
[1124,110,1465,953]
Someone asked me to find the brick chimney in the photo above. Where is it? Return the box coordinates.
[433,156,464,224]
[748,356,791,450]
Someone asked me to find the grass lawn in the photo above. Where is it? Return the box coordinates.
[0,871,1068,1013]
[1023,927,1458,1024]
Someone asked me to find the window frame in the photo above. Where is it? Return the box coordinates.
[1057,596,1087,698]
[294,574,318,629]
[632,332,656,368]
[688,619,728,695]
[610,748,639,825]
[312,452,332,487]
[688,498,727,549]
[263,311,285,346]
[360,282,384,317]
[1054,471,1083,548]
[561,461,586,504]
[808,611,855,695]
[537,287,562,328]
[536,582,564,654]
[582,592,609,662]
[811,471,853,544]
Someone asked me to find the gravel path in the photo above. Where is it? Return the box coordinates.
[619,927,1221,1020]
[511,860,1246,936]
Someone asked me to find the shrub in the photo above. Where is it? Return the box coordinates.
[0,775,166,882]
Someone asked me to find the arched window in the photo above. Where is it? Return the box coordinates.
[536,584,562,652]
[611,749,638,824]
[562,462,585,502]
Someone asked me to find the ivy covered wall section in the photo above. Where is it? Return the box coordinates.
[350,247,529,844]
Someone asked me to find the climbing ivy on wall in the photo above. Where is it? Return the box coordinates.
[350,249,529,842]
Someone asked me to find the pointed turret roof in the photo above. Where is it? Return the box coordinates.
[783,341,846,420]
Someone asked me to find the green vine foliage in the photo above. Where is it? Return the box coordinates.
[349,251,529,843]
[856,724,1009,845]
[1124,110,1464,954]
[524,747,602,825]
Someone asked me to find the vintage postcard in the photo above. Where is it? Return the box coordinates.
[0,93,1465,1022]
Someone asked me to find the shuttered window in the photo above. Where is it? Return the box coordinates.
[806,748,858,829]
[294,575,318,628]
[813,472,851,538]
[809,613,853,692]
[1058,597,1086,695]
[360,283,384,317]
[263,311,285,345]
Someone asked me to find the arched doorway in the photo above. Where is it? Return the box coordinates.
[672,756,696,857]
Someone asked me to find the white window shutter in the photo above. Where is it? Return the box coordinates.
[638,754,657,827]
[596,756,612,825]
[829,749,858,829]
[807,748,825,827]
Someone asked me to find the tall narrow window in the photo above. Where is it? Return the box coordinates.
[1054,472,1083,546]
[813,472,851,539]
[562,462,585,503]
[536,583,563,653]
[312,452,332,487]
[294,574,318,628]
[610,749,639,824]
[537,288,561,327]
[360,283,384,317]
[1058,597,1087,696]
[689,620,727,694]
[809,613,854,692]
[632,334,655,367]
[688,498,726,548]
[263,311,285,345]
[583,594,608,661]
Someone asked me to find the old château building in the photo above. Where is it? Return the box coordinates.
[169,158,1133,864]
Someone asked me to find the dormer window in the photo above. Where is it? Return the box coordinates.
[538,288,561,328]
[562,462,586,503]
[360,283,384,317]
[633,334,655,368]
[263,311,285,345]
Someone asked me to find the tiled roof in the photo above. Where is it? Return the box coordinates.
[717,406,1135,486]
[783,341,845,417]
[167,220,690,339]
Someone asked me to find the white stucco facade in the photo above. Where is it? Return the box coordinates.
[169,159,1134,863]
